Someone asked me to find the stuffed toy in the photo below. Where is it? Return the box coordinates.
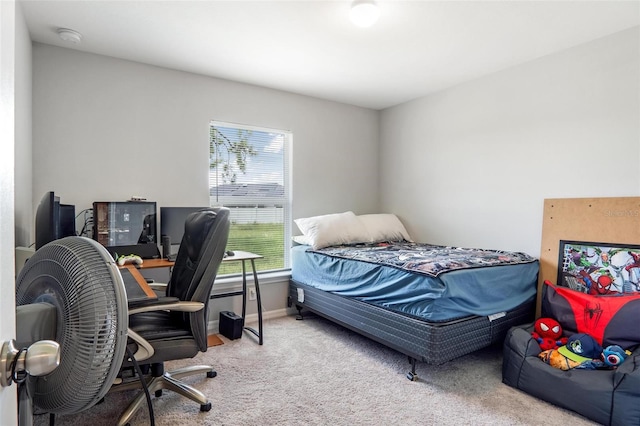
[539,333,603,371]
[579,345,632,370]
[602,345,631,367]
[531,317,568,351]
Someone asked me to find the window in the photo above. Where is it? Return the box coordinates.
[209,121,291,276]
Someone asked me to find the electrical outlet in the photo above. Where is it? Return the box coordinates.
[249,288,257,301]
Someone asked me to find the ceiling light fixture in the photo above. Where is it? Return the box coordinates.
[57,28,83,44]
[349,0,380,28]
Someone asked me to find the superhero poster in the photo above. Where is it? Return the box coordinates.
[558,240,640,295]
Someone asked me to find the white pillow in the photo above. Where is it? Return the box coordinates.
[358,213,412,243]
[294,211,368,249]
[291,235,311,246]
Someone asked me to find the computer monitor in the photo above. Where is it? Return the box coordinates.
[35,191,76,250]
[160,207,208,256]
[92,201,159,259]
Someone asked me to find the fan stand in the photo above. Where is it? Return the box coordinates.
[13,237,129,424]
[18,383,33,426]
[18,384,56,426]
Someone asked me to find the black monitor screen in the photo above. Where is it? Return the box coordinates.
[160,207,208,248]
[35,191,76,250]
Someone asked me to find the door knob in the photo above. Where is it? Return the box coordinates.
[0,339,60,387]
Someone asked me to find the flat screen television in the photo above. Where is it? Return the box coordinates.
[92,201,159,259]
[160,206,208,256]
[35,191,76,250]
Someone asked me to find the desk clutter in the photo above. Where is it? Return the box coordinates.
[92,200,160,260]
[34,192,227,263]
[116,254,143,266]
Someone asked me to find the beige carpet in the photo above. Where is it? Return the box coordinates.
[35,314,597,426]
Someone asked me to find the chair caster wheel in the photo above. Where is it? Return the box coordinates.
[201,402,212,412]
[155,389,163,397]
[207,370,217,378]
[406,372,418,381]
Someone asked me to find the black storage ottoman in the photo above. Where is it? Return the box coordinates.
[502,324,640,425]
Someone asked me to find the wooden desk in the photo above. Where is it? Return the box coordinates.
[123,252,265,344]
[136,258,175,270]
[120,264,157,303]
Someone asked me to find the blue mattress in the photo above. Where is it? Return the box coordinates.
[291,244,539,322]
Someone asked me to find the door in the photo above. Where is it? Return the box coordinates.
[1,0,18,423]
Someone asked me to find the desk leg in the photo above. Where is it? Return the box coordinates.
[241,260,247,327]
[252,259,263,345]
[242,259,263,345]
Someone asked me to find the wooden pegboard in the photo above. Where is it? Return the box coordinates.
[537,197,640,316]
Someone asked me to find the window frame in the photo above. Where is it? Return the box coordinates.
[209,120,292,275]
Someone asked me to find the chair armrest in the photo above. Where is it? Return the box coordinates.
[128,301,204,315]
[148,282,167,292]
[149,282,167,298]
[140,281,168,298]
[127,295,179,310]
[127,329,155,361]
[126,301,205,361]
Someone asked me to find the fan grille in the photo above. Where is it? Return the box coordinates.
[16,237,128,414]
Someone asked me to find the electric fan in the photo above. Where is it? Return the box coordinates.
[14,236,128,423]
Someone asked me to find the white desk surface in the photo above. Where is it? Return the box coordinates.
[223,251,263,261]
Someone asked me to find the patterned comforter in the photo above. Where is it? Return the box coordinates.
[309,241,536,278]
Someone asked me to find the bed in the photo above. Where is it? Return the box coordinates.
[287,212,539,380]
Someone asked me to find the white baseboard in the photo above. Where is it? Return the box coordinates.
[208,308,289,334]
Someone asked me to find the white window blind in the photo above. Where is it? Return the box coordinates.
[209,121,291,275]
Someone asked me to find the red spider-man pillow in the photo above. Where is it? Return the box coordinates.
[542,280,640,349]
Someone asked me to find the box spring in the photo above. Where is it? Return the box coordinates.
[289,279,535,366]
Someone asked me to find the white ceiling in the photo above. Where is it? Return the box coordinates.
[20,0,640,110]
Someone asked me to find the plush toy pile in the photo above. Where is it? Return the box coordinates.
[504,281,640,426]
[533,317,632,371]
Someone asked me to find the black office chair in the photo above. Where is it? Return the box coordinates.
[112,207,230,425]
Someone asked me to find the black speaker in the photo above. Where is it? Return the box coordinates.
[219,311,243,340]
[161,235,171,259]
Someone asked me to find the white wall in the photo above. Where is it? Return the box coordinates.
[380,27,640,257]
[0,0,17,422]
[13,0,31,247]
[32,44,380,244]
[32,44,380,320]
